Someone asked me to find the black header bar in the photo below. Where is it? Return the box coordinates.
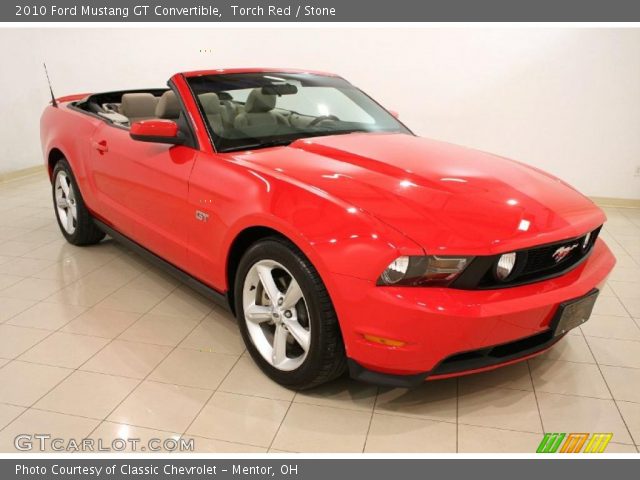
[4,0,640,22]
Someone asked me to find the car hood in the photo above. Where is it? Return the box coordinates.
[229,133,605,255]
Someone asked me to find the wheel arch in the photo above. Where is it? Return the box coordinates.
[47,147,67,180]
[225,224,333,316]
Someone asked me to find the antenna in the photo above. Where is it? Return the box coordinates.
[43,63,58,107]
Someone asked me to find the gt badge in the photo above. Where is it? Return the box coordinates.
[195,210,209,222]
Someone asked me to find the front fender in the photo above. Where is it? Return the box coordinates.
[187,153,424,298]
[221,173,425,285]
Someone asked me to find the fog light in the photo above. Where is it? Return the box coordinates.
[496,252,517,281]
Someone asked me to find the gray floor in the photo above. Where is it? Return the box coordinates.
[0,173,639,453]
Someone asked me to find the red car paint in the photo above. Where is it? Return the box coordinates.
[40,69,615,379]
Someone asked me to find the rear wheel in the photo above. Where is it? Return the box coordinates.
[52,159,105,246]
[234,237,346,389]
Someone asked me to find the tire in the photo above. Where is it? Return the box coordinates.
[51,159,105,246]
[234,237,347,389]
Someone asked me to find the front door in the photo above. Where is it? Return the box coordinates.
[87,122,196,269]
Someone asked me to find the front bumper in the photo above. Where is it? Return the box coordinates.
[330,239,615,386]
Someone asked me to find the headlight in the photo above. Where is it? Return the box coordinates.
[582,232,591,251]
[379,256,410,285]
[495,252,517,281]
[377,255,473,286]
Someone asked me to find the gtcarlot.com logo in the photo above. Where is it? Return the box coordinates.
[536,433,613,453]
[14,434,195,452]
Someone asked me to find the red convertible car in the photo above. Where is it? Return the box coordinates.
[40,68,615,388]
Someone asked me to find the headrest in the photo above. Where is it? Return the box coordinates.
[120,93,157,118]
[245,89,276,113]
[155,90,181,119]
[199,93,222,114]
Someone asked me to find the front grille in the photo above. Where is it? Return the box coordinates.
[512,226,601,284]
[452,226,601,289]
[524,242,583,274]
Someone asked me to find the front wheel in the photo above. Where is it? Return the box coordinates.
[234,238,346,389]
[52,159,105,246]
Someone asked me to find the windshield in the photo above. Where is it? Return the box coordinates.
[186,72,411,152]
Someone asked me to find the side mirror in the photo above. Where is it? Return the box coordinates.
[130,120,184,145]
[388,110,400,119]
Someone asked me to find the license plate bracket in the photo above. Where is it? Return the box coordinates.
[551,289,599,337]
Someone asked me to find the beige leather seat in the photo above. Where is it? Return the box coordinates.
[155,90,181,119]
[219,93,242,127]
[234,89,287,135]
[199,93,225,135]
[120,93,158,123]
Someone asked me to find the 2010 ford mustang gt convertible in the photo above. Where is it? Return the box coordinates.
[40,68,615,389]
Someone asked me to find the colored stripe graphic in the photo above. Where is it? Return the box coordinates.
[536,433,614,453]
[583,433,613,453]
[560,433,589,453]
[537,433,566,453]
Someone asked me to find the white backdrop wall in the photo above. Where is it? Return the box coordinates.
[0,27,638,199]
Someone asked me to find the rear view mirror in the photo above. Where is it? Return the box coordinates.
[262,84,298,96]
[389,110,399,119]
[130,120,184,145]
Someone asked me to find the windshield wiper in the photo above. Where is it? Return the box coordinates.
[219,139,293,153]
[218,129,378,153]
[305,129,371,138]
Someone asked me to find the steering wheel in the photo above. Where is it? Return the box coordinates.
[309,115,340,127]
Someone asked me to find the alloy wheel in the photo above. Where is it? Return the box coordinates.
[54,170,77,235]
[242,259,311,371]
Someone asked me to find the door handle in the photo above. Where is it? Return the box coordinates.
[92,140,109,154]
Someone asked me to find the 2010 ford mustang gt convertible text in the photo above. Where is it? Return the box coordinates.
[40,68,615,389]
